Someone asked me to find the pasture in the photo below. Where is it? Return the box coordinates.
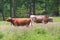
[0,17,60,40]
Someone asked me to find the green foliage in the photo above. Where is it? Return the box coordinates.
[34,28,47,34]
[0,32,3,39]
[0,0,60,20]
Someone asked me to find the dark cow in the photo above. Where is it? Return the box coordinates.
[6,17,31,27]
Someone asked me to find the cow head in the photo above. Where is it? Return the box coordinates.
[6,17,12,21]
[48,17,53,22]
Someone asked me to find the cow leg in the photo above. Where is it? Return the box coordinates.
[26,24,29,27]
[30,21,33,26]
[13,23,18,27]
[42,21,45,24]
[26,25,29,27]
[42,20,47,24]
[42,21,46,27]
[30,18,34,26]
[10,23,14,27]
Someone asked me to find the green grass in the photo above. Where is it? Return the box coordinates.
[53,17,60,22]
[0,24,60,40]
[0,17,60,40]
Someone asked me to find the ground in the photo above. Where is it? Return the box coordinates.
[0,17,60,40]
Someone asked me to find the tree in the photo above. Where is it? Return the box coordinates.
[10,0,13,17]
[42,0,48,15]
[32,0,36,15]
[52,0,59,16]
[13,0,17,17]
[29,0,33,17]
[1,0,5,20]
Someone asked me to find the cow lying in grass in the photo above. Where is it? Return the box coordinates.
[30,15,53,24]
[6,17,31,27]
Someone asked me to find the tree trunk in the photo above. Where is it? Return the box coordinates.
[44,0,47,11]
[13,0,17,17]
[44,0,48,15]
[10,0,12,17]
[32,0,35,15]
[56,0,59,16]
[1,0,5,21]
[29,0,32,17]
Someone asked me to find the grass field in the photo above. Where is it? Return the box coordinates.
[0,17,60,40]
[53,17,60,22]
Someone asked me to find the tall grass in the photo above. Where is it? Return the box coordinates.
[0,22,60,40]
